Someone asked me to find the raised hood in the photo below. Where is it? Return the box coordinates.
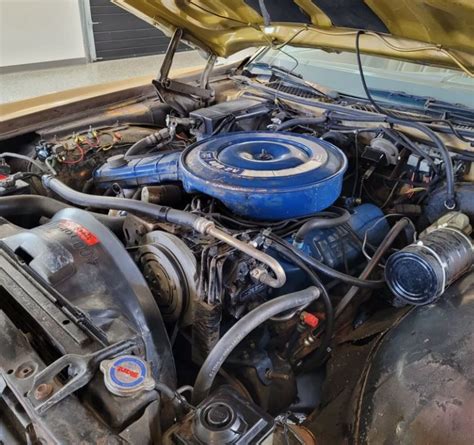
[113,0,474,74]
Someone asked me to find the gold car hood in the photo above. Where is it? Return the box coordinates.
[113,0,474,74]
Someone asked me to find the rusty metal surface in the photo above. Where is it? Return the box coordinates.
[353,272,474,445]
[305,272,474,444]
[0,311,125,444]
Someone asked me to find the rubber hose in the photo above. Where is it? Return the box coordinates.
[335,218,410,318]
[0,195,124,234]
[0,152,50,173]
[294,207,351,242]
[273,237,384,289]
[155,382,191,412]
[329,111,456,208]
[381,127,438,171]
[42,176,287,289]
[42,175,199,228]
[124,138,150,159]
[383,118,455,208]
[124,128,170,160]
[192,286,321,404]
[274,244,334,368]
[299,251,384,289]
[275,116,327,131]
[424,183,474,223]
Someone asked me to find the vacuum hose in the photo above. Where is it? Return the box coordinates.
[335,218,411,317]
[328,111,457,209]
[124,128,171,160]
[192,286,321,404]
[271,235,384,289]
[275,116,327,132]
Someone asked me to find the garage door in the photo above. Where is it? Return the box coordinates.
[90,0,183,61]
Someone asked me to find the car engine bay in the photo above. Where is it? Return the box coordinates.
[0,54,474,444]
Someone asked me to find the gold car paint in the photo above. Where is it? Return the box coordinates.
[113,0,474,73]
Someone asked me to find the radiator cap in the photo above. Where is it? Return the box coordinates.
[100,355,155,397]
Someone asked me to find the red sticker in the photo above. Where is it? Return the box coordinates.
[58,220,100,246]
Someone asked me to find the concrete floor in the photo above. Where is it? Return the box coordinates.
[0,51,205,104]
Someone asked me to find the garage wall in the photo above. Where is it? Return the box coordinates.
[0,0,86,70]
[90,0,174,61]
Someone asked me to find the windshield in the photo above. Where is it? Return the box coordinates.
[249,46,474,109]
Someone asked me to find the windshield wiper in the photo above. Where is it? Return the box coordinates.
[247,61,304,79]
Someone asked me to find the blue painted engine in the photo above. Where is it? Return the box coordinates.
[277,204,390,294]
[77,126,393,422]
[94,131,347,220]
[297,204,388,268]
[93,130,389,313]
[94,151,180,188]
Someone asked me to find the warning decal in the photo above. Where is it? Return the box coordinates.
[58,220,100,246]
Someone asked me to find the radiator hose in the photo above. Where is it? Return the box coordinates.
[294,207,351,242]
[0,194,124,234]
[192,286,321,404]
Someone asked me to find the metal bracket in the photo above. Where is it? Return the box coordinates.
[29,339,138,415]
[154,28,216,101]
[227,350,274,385]
[158,28,183,82]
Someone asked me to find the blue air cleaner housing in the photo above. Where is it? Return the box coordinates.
[180,132,347,220]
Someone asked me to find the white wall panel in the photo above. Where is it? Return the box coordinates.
[0,0,86,68]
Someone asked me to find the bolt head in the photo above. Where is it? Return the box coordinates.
[34,383,54,401]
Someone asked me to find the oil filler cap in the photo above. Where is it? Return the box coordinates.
[100,355,155,397]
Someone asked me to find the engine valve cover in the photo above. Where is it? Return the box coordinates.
[180,131,347,220]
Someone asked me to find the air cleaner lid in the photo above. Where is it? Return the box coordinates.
[100,355,155,397]
[180,131,346,190]
[179,131,347,220]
